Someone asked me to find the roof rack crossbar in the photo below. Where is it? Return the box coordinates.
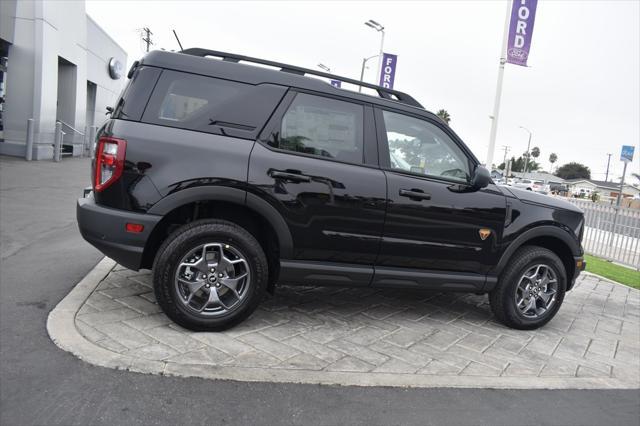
[181,47,423,108]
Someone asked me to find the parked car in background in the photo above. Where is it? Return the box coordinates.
[514,179,545,192]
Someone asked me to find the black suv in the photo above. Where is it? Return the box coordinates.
[77,48,585,331]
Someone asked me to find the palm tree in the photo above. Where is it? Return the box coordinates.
[436,109,451,125]
[531,146,540,159]
[549,153,558,173]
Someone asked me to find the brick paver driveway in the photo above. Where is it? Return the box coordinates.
[54,260,640,388]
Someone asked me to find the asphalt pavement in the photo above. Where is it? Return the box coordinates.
[1,155,638,426]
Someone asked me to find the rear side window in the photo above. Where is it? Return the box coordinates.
[142,70,286,139]
[269,93,364,164]
[112,66,162,121]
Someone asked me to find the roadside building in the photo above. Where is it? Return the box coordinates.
[566,179,640,201]
[511,171,566,186]
[0,0,127,160]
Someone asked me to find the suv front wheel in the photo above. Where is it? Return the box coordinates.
[153,219,268,331]
[489,246,567,330]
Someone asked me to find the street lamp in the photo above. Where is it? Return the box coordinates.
[358,54,378,92]
[364,19,385,84]
[519,125,532,177]
[317,63,331,72]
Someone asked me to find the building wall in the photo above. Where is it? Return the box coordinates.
[0,0,126,159]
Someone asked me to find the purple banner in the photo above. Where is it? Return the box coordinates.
[330,79,341,88]
[379,53,398,89]
[507,0,538,67]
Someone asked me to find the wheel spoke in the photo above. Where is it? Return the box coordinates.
[177,278,206,303]
[219,273,247,297]
[538,289,556,306]
[524,297,537,314]
[198,287,227,312]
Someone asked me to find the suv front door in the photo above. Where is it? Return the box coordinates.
[248,91,386,286]
[374,108,506,290]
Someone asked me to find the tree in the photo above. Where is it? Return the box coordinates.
[549,153,558,172]
[436,109,451,125]
[531,146,540,159]
[499,156,540,173]
[555,162,591,180]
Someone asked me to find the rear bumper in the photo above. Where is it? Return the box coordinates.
[77,193,161,270]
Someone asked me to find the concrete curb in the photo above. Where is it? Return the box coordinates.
[47,259,639,389]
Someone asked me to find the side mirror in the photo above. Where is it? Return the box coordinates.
[470,166,491,190]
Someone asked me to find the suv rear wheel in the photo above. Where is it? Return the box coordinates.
[489,246,566,330]
[153,219,268,331]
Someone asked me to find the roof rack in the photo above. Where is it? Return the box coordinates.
[181,48,423,109]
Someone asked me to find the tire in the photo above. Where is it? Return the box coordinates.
[153,219,268,331]
[489,246,566,330]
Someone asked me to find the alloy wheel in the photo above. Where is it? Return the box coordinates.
[174,242,250,316]
[514,264,558,319]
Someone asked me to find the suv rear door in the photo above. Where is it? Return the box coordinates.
[373,108,506,290]
[248,91,386,286]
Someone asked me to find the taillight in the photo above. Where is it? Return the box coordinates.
[94,136,126,192]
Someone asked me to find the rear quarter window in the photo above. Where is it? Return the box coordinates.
[141,70,287,139]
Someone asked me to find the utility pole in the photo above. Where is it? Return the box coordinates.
[500,145,511,169]
[141,27,153,52]
[604,153,612,182]
[519,126,532,177]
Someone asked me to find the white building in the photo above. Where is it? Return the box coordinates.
[510,171,566,186]
[0,0,127,159]
[566,179,640,200]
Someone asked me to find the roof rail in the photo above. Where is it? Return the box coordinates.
[180,47,423,109]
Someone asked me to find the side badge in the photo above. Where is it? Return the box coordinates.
[479,228,492,241]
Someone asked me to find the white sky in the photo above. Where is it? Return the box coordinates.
[86,0,640,182]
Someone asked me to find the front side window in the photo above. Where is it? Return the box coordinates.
[270,93,364,164]
[382,110,470,182]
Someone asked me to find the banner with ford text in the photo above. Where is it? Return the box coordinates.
[379,53,398,89]
[507,0,538,66]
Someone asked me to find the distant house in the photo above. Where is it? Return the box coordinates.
[510,172,565,185]
[565,179,640,199]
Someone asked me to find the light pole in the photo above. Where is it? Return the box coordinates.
[364,19,385,84]
[359,54,378,92]
[519,126,532,177]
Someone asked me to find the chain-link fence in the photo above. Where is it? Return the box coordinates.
[564,198,640,269]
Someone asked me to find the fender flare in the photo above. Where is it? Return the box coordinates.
[493,225,581,276]
[147,186,294,258]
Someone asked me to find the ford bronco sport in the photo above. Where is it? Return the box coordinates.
[77,48,586,331]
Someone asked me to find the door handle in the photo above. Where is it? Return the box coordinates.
[269,170,312,183]
[399,188,431,201]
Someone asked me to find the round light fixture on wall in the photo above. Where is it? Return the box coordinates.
[108,57,123,80]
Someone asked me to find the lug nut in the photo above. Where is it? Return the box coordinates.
[205,284,210,288]
[210,268,216,272]
[219,273,224,278]
[201,274,207,279]
[216,283,221,287]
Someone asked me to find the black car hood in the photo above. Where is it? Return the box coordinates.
[500,186,583,213]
